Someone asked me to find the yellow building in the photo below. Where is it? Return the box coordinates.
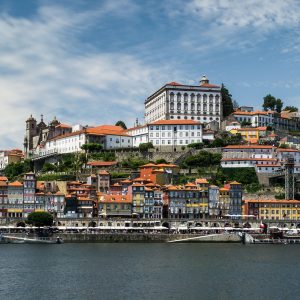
[244,200,300,220]
[219,187,230,217]
[98,194,132,217]
[229,127,267,144]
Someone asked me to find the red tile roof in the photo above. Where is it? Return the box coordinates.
[166,82,183,86]
[87,161,117,167]
[200,83,220,88]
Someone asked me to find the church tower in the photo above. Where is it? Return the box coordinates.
[199,75,209,85]
[24,115,37,157]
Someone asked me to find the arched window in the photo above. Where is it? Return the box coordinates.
[203,94,207,103]
[191,93,195,102]
[184,102,188,111]
[184,93,188,101]
[170,102,174,110]
[197,103,201,111]
[209,94,213,103]
[191,103,195,111]
[215,95,220,105]
[177,93,181,101]
[197,94,201,103]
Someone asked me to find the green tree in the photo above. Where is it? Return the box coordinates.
[4,159,33,181]
[275,99,283,113]
[263,94,277,111]
[115,120,127,130]
[284,106,298,112]
[263,94,283,112]
[187,142,204,149]
[139,142,154,152]
[26,212,54,227]
[156,158,168,164]
[81,143,103,153]
[42,163,57,173]
[221,84,234,117]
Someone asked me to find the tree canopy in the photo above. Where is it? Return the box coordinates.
[4,159,33,181]
[181,151,221,169]
[283,106,298,112]
[139,142,154,152]
[263,94,283,113]
[221,84,234,117]
[26,212,54,227]
[81,143,103,153]
[115,120,127,130]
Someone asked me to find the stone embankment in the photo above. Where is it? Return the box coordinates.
[60,233,241,243]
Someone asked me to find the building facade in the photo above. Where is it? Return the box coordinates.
[145,76,222,126]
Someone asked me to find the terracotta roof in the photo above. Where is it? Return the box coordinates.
[156,163,178,168]
[120,179,132,184]
[132,182,145,187]
[0,181,8,187]
[200,83,220,88]
[87,161,117,167]
[236,127,267,132]
[150,120,201,125]
[8,181,23,187]
[244,199,300,203]
[166,82,183,86]
[98,194,132,203]
[233,110,274,116]
[277,148,299,152]
[185,182,197,187]
[98,170,110,175]
[68,181,82,185]
[56,123,71,128]
[140,163,157,168]
[195,178,209,184]
[86,125,129,137]
[78,197,94,201]
[0,176,8,181]
[229,181,241,185]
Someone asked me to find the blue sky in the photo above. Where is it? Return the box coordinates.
[1,0,300,148]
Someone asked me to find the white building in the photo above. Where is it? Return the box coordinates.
[125,125,148,148]
[33,125,133,158]
[145,76,222,126]
[148,120,202,149]
[126,120,203,149]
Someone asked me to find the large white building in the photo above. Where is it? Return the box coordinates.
[126,119,202,150]
[32,125,133,158]
[144,75,222,126]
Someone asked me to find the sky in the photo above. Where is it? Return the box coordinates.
[1,0,300,148]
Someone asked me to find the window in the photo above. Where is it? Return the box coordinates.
[168,140,171,144]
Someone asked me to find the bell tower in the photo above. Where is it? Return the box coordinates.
[25,115,37,156]
[200,75,209,85]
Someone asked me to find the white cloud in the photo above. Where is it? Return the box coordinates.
[167,0,300,52]
[187,0,300,30]
[0,4,173,148]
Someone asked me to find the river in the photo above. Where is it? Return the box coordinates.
[0,243,300,300]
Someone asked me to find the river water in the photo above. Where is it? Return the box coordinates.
[0,243,300,300]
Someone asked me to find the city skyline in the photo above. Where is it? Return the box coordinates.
[1,0,300,148]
